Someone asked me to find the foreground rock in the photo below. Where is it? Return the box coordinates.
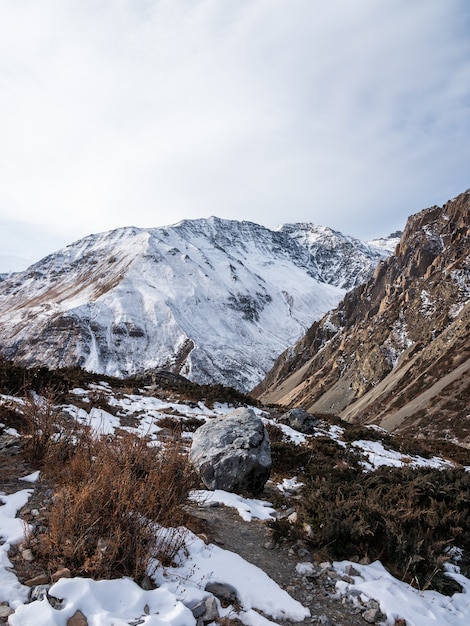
[190,408,271,495]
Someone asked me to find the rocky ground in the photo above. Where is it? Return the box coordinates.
[0,430,387,626]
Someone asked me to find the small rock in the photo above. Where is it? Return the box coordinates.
[297,547,312,561]
[342,575,355,585]
[359,556,371,565]
[264,540,275,550]
[362,607,381,623]
[203,596,219,622]
[345,564,360,577]
[0,604,13,618]
[31,509,40,517]
[139,575,155,590]
[51,568,72,583]
[287,511,298,524]
[303,523,314,538]
[277,507,295,521]
[366,599,380,611]
[188,600,207,619]
[204,582,238,606]
[67,609,89,626]
[25,573,49,587]
[29,585,51,602]
[21,548,34,562]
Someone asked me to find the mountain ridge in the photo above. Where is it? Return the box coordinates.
[0,217,395,391]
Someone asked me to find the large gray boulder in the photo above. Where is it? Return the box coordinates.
[190,408,271,495]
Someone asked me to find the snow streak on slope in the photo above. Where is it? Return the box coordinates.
[0,218,348,391]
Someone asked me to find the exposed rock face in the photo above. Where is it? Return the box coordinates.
[254,190,470,443]
[190,408,271,495]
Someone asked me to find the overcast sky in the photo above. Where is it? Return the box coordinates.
[1,0,470,270]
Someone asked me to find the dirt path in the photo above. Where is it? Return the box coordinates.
[188,501,368,626]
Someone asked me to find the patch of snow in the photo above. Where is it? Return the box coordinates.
[189,490,276,521]
[276,477,304,494]
[20,471,40,483]
[352,439,454,471]
[153,530,310,622]
[335,559,470,626]
[0,490,32,608]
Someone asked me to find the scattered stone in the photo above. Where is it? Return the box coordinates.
[139,575,155,590]
[21,548,34,562]
[188,599,207,619]
[51,568,72,583]
[29,585,51,602]
[264,540,275,550]
[31,508,40,517]
[67,609,89,626]
[187,596,219,625]
[24,573,49,587]
[202,596,219,623]
[190,408,271,495]
[362,607,381,623]
[345,564,360,577]
[0,604,13,619]
[205,582,239,606]
[359,556,371,565]
[303,522,314,538]
[279,408,319,434]
[287,511,298,524]
[277,507,295,521]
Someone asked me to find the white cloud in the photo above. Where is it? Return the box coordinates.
[1,0,470,264]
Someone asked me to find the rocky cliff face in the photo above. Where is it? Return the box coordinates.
[254,191,470,442]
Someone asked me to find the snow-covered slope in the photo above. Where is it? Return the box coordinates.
[0,217,395,391]
[278,224,400,290]
[0,218,347,390]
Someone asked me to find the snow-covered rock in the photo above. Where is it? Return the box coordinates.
[277,223,400,290]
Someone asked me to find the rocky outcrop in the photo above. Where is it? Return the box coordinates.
[189,408,271,495]
[254,190,470,442]
[279,408,319,434]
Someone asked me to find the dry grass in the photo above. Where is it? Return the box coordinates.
[20,394,196,581]
[35,432,195,580]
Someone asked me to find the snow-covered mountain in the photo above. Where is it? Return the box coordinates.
[0,217,394,391]
[277,224,400,290]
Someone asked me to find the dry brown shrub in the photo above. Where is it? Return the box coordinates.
[21,390,63,464]
[35,431,195,581]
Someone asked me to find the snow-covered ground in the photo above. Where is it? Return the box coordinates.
[1,386,470,625]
